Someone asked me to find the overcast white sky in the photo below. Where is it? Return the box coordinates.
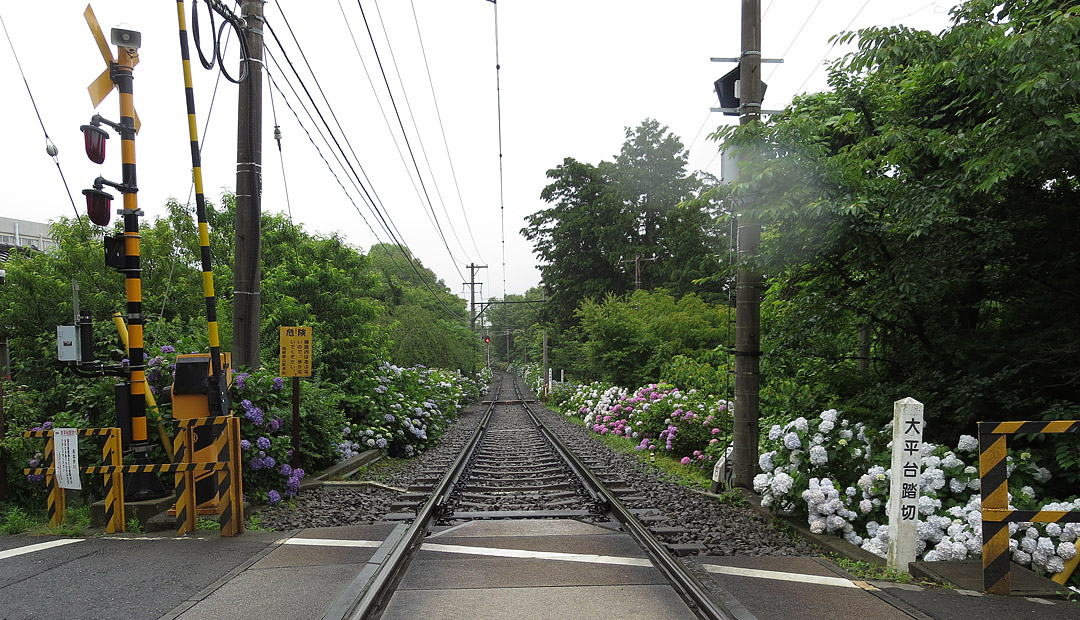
[0,1,958,305]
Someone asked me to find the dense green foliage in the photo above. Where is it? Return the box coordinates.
[713,0,1080,434]
[0,195,482,508]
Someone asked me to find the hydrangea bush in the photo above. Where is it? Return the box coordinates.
[544,379,732,471]
[754,409,1079,580]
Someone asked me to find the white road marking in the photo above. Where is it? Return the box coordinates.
[702,564,858,588]
[275,536,860,588]
[0,539,82,560]
[282,537,382,548]
[421,542,655,567]
[279,537,654,567]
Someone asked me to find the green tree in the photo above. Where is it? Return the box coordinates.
[714,0,1080,432]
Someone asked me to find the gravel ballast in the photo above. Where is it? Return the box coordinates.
[254,378,812,557]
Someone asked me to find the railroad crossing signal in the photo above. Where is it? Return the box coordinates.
[84,4,140,131]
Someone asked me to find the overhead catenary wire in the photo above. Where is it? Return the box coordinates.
[266,0,468,316]
[353,0,468,284]
[408,0,486,265]
[790,0,873,97]
[261,37,466,322]
[488,0,506,300]
[371,0,478,266]
[1,11,85,231]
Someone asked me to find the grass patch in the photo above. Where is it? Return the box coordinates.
[340,456,407,482]
[1,506,37,534]
[126,518,143,534]
[196,517,219,531]
[32,504,91,537]
[829,554,921,584]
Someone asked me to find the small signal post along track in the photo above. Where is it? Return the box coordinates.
[332,371,732,620]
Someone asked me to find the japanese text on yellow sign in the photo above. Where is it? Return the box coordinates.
[279,326,312,377]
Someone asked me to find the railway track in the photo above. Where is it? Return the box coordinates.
[327,371,734,620]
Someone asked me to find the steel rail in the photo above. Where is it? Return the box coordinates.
[336,379,500,620]
[518,388,735,620]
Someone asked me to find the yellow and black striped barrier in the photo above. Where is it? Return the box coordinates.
[22,428,124,533]
[979,420,1080,594]
[23,417,244,537]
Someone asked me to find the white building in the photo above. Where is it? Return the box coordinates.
[0,217,58,252]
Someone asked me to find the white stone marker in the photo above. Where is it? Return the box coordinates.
[887,397,924,572]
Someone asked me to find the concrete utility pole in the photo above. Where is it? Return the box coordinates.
[733,0,763,489]
[466,263,487,330]
[233,0,265,371]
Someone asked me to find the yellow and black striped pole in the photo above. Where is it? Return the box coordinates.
[979,420,1080,593]
[979,422,1011,594]
[112,38,165,501]
[176,1,227,414]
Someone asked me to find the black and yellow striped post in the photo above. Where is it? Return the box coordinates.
[980,420,1080,594]
[24,428,125,532]
[979,422,1011,594]
[102,428,125,533]
[109,30,165,501]
[42,436,64,527]
[173,423,196,535]
[175,1,227,415]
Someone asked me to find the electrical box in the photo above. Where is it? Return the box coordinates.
[172,353,232,513]
[57,325,78,361]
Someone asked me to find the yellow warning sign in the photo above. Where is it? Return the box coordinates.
[279,326,312,377]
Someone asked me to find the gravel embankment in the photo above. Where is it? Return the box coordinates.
[254,380,811,557]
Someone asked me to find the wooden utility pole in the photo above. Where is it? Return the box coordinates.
[733,0,762,489]
[233,0,265,371]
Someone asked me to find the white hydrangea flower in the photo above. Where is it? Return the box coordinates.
[859,499,873,514]
[783,432,802,451]
[819,420,835,434]
[1058,541,1078,561]
[845,486,857,497]
[839,429,853,440]
[919,495,941,516]
[1047,555,1066,575]
[759,451,775,472]
[810,519,826,534]
[924,455,942,469]
[957,435,978,452]
[949,478,967,493]
[1020,486,1035,498]
[809,445,828,466]
[1013,549,1032,566]
[1061,523,1080,543]
[941,453,963,469]
[768,424,783,441]
[793,417,809,433]
[820,409,839,423]
[753,473,770,493]
[770,472,794,495]
[1046,523,1063,537]
[1033,467,1052,483]
[1037,537,1056,555]
[1021,537,1038,554]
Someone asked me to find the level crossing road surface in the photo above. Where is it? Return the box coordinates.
[2,522,1079,620]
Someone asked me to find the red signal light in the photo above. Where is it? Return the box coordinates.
[484,337,490,343]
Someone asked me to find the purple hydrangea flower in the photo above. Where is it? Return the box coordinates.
[272,377,284,391]
[240,439,251,451]
[42,421,53,430]
[280,463,292,477]
[268,490,281,504]
[269,418,281,432]
[264,456,276,469]
[256,437,271,451]
[236,373,248,390]
[161,345,176,354]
